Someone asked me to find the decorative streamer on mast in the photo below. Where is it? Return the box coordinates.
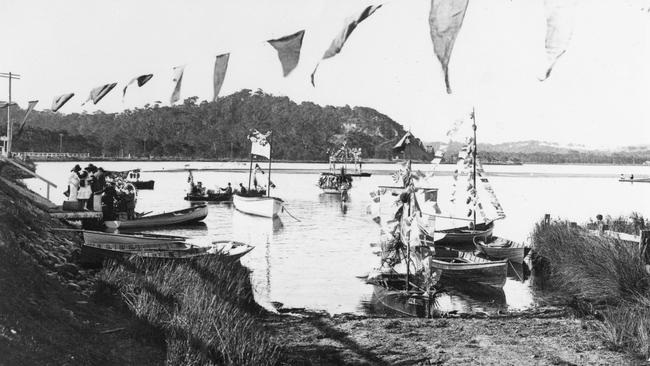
[311,4,382,86]
[428,0,470,94]
[267,30,305,77]
[213,54,230,101]
[122,74,153,99]
[541,0,577,80]
[51,93,74,112]
[82,83,117,105]
[170,65,185,105]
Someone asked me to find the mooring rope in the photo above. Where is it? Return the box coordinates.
[508,260,523,282]
[281,205,301,222]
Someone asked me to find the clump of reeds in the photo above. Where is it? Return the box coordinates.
[98,254,282,366]
[532,218,650,359]
[532,220,648,303]
[594,294,650,358]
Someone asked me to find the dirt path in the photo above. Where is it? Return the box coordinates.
[265,310,639,365]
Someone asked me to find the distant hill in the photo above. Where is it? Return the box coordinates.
[0,89,432,161]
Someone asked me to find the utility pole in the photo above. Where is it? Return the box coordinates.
[0,72,21,157]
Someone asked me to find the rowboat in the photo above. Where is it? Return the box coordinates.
[433,222,494,247]
[184,191,232,202]
[104,205,208,229]
[474,236,527,263]
[619,177,650,183]
[431,250,507,288]
[80,240,253,264]
[233,194,283,218]
[131,180,155,190]
[83,230,187,245]
[370,282,439,318]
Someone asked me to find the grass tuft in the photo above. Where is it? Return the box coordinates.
[98,254,282,365]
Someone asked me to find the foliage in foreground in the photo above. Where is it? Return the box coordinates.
[532,218,650,358]
[98,255,281,366]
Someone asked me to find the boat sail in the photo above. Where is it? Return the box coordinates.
[233,130,283,218]
[432,109,506,246]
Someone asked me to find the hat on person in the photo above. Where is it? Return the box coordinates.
[72,164,81,172]
[85,164,97,173]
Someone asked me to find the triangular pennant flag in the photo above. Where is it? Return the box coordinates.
[122,74,153,99]
[213,53,230,101]
[541,0,576,80]
[14,100,38,141]
[428,0,469,94]
[51,93,74,112]
[311,5,382,86]
[170,65,185,105]
[268,30,305,77]
[83,83,117,105]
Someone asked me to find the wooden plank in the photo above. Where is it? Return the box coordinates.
[49,208,102,220]
[588,229,640,243]
[0,156,57,188]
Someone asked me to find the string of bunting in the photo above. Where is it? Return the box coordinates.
[11,1,575,115]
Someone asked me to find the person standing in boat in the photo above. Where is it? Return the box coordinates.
[101,181,117,220]
[76,171,92,210]
[66,164,82,201]
[91,167,106,212]
[84,164,98,210]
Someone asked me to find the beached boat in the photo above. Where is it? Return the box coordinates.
[81,240,253,264]
[369,276,439,318]
[104,205,208,229]
[83,230,187,245]
[233,194,283,218]
[431,251,507,288]
[474,236,527,263]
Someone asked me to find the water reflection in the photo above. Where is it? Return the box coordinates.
[318,193,349,215]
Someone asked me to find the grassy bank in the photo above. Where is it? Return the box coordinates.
[532,218,650,359]
[98,255,282,365]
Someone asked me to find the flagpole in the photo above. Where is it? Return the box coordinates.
[472,107,477,229]
[267,131,272,197]
[247,153,253,191]
[0,72,21,157]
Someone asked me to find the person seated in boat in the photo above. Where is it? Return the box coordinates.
[220,182,233,195]
[196,181,206,195]
[124,185,136,220]
[631,174,634,180]
[238,183,247,194]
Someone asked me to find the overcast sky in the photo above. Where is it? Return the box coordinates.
[1,0,648,147]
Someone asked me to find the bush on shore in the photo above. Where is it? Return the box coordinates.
[98,255,282,365]
[532,218,650,359]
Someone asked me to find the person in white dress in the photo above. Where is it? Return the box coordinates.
[76,170,92,209]
[66,164,81,202]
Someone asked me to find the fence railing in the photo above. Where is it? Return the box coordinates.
[15,152,90,159]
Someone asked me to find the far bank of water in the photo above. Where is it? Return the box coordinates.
[25,162,650,315]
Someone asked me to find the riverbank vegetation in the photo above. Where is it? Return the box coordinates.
[98,255,282,365]
[532,219,650,359]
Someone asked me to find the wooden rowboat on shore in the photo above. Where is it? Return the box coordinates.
[104,205,208,230]
[474,236,528,263]
[431,250,507,288]
[83,230,188,246]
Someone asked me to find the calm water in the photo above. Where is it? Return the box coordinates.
[26,161,650,315]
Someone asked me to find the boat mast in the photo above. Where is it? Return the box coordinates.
[267,131,272,197]
[405,160,411,291]
[247,152,253,191]
[471,107,477,229]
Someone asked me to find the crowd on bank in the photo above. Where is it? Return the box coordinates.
[66,164,136,220]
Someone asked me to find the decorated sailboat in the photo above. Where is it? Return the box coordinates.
[432,110,506,246]
[233,130,283,218]
[365,160,444,317]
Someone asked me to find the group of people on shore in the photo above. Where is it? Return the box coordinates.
[66,164,136,220]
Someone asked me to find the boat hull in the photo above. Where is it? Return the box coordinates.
[431,252,507,288]
[104,205,208,229]
[474,236,526,263]
[130,180,154,190]
[233,195,283,218]
[433,222,494,247]
[371,284,437,318]
[83,230,187,245]
[184,192,232,202]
